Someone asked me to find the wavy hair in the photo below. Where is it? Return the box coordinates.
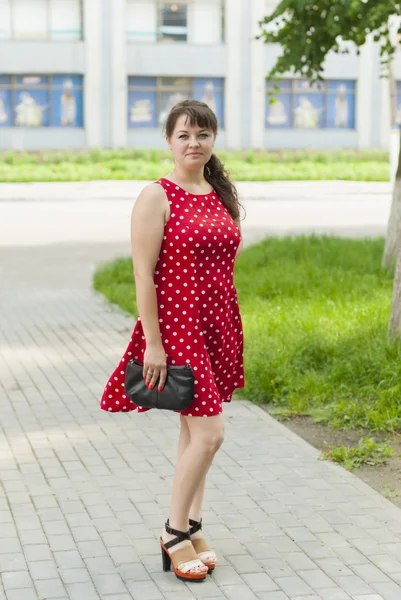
[164,100,243,221]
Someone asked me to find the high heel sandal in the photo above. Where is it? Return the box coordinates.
[160,520,208,582]
[189,518,217,572]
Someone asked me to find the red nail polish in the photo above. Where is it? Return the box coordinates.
[148,384,153,390]
[158,386,163,392]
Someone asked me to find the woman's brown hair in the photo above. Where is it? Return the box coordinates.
[164,100,243,221]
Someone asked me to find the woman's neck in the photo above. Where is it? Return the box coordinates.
[169,166,205,186]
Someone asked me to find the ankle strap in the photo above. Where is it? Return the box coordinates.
[165,519,190,549]
[189,518,202,535]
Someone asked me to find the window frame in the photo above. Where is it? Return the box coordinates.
[127,75,225,128]
[4,0,84,41]
[0,74,84,128]
[157,1,188,43]
[266,78,356,130]
[125,0,225,45]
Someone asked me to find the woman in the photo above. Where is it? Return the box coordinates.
[101,100,245,582]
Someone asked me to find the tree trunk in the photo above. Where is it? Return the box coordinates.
[382,129,401,268]
[389,250,401,335]
[389,176,401,334]
[389,68,397,129]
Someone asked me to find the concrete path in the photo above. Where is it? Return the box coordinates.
[1,181,401,600]
[0,180,392,248]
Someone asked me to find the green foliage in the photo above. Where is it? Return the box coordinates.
[0,148,389,165]
[236,237,401,432]
[258,0,401,82]
[382,484,401,499]
[93,236,401,432]
[0,149,390,182]
[321,437,394,470]
[93,258,137,316]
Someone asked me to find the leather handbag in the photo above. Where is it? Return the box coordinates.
[124,359,195,411]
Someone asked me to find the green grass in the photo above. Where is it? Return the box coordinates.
[93,236,401,432]
[94,257,137,316]
[321,437,394,470]
[0,149,390,182]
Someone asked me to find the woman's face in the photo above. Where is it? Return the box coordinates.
[167,114,215,169]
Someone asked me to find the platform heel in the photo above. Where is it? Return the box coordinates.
[189,518,217,573]
[161,545,172,571]
[160,520,208,582]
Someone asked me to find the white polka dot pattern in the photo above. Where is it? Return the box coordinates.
[100,178,245,417]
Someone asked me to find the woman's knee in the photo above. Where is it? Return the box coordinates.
[185,414,225,454]
[197,435,223,455]
[212,430,225,452]
[194,428,224,454]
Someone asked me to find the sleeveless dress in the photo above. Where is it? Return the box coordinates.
[100,177,245,417]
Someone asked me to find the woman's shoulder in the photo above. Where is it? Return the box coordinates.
[137,180,169,201]
[133,181,170,215]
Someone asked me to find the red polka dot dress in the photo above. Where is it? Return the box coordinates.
[100,177,245,417]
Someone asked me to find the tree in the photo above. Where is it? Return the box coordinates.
[257,0,401,335]
[390,232,401,334]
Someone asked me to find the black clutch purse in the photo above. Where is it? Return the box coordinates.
[124,359,195,411]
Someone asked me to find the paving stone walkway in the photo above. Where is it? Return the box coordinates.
[1,182,401,600]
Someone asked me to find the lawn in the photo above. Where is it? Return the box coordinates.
[0,148,390,182]
[93,236,401,433]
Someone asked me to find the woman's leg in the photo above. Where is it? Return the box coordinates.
[162,413,224,572]
[177,416,207,521]
[189,474,206,522]
[170,413,224,529]
[177,414,191,459]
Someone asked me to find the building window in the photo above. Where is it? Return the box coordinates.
[0,75,84,127]
[127,76,158,128]
[0,76,13,127]
[126,0,225,44]
[394,81,401,125]
[266,79,356,130]
[0,0,83,40]
[128,76,225,128]
[159,2,187,42]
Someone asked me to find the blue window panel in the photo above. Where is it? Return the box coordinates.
[193,78,224,127]
[396,97,401,125]
[266,93,292,128]
[0,75,12,127]
[51,76,83,127]
[16,75,48,86]
[161,77,191,89]
[14,88,49,127]
[128,77,157,128]
[0,88,12,126]
[128,90,157,128]
[327,87,355,129]
[158,90,190,126]
[328,80,355,93]
[266,78,291,91]
[128,76,157,89]
[52,74,83,89]
[294,79,324,92]
[293,93,324,129]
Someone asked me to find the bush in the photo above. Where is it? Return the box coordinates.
[0,149,390,182]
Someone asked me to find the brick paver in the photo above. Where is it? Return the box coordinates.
[1,182,400,600]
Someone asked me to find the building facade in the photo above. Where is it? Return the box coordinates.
[0,0,400,151]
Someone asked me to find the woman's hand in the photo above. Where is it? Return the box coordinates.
[143,343,167,392]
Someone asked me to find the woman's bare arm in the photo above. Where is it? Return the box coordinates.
[131,183,170,389]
